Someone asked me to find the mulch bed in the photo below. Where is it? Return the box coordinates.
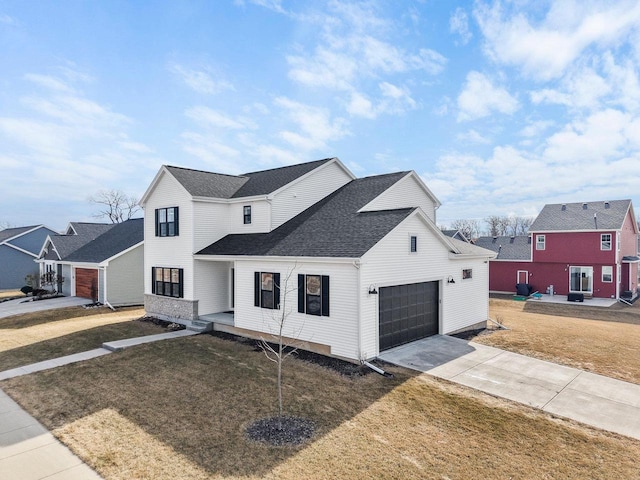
[245,415,316,447]
[137,316,186,331]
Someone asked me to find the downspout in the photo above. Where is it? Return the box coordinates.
[353,260,362,361]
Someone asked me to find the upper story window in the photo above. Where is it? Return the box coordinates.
[243,206,252,225]
[155,207,179,237]
[152,267,183,298]
[601,234,612,251]
[536,234,545,250]
[254,272,280,309]
[298,274,330,317]
[410,235,417,253]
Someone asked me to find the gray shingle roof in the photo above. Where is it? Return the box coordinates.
[0,226,38,243]
[49,223,115,259]
[64,218,143,263]
[442,229,469,242]
[196,172,413,258]
[529,200,631,232]
[165,158,336,199]
[474,236,532,260]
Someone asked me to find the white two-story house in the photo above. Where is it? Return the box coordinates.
[140,158,495,362]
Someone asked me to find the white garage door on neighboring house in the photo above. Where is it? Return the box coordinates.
[379,281,439,351]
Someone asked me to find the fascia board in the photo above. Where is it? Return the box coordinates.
[100,241,144,266]
[195,254,358,264]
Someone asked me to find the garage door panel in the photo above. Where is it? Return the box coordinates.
[76,268,98,300]
[379,281,439,351]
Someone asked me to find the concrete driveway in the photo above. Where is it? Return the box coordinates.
[0,296,92,320]
[378,335,640,441]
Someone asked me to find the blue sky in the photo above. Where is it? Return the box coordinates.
[2,1,640,231]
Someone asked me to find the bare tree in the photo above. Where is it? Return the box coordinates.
[485,216,503,236]
[258,266,302,429]
[88,189,141,223]
[450,219,482,241]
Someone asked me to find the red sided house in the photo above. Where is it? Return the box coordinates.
[475,200,640,300]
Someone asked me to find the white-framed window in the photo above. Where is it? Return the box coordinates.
[536,234,545,250]
[601,233,612,251]
[243,206,252,225]
[602,266,613,283]
[410,235,417,253]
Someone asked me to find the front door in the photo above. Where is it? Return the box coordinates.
[569,266,593,294]
[517,270,528,284]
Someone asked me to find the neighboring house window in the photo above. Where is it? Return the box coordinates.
[601,234,612,251]
[602,266,613,283]
[244,206,252,225]
[298,274,330,316]
[410,235,417,253]
[152,267,183,298]
[155,207,179,237]
[462,269,473,280]
[254,272,280,309]
[536,235,545,250]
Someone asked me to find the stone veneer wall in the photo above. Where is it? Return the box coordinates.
[145,294,199,322]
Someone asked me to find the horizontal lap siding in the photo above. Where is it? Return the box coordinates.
[234,260,359,360]
[361,214,490,357]
[0,246,38,289]
[194,260,232,315]
[359,175,436,222]
[193,202,230,253]
[106,245,144,305]
[228,200,271,233]
[270,162,353,230]
[144,173,195,300]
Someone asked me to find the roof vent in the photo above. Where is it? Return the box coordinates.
[510,236,515,243]
[561,204,566,211]
[604,202,610,209]
[582,203,588,210]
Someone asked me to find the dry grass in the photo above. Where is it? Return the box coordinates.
[0,307,163,371]
[2,333,639,479]
[472,299,640,384]
[0,289,22,300]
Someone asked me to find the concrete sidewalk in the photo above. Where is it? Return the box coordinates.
[0,296,92,319]
[379,335,640,441]
[0,328,199,478]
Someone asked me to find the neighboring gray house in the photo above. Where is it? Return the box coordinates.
[141,158,495,362]
[442,229,470,243]
[0,225,58,289]
[38,222,115,296]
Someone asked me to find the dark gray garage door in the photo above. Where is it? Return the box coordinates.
[379,281,439,351]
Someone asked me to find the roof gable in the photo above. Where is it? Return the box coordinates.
[197,172,411,258]
[64,218,144,264]
[45,223,115,259]
[530,200,632,232]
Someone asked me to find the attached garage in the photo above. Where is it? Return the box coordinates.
[379,281,439,351]
[75,268,98,300]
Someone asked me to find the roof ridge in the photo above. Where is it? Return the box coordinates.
[241,157,335,176]
[165,164,247,179]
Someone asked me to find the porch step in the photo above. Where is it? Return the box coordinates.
[187,319,213,333]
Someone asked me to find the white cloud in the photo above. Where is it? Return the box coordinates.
[530,65,611,110]
[519,120,554,138]
[169,63,233,95]
[457,71,519,121]
[474,1,640,80]
[456,129,490,144]
[24,74,75,93]
[185,106,255,130]
[450,7,472,45]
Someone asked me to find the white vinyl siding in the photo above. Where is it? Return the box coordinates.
[359,174,437,222]
[106,244,144,306]
[192,201,230,253]
[144,172,195,299]
[360,213,490,358]
[228,200,271,233]
[61,264,72,296]
[234,259,359,360]
[270,161,353,229]
[194,260,233,315]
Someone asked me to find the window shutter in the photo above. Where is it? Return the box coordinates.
[154,209,159,237]
[273,273,281,309]
[174,207,179,236]
[151,267,156,294]
[321,275,330,317]
[298,274,305,313]
[178,269,184,298]
[254,272,261,307]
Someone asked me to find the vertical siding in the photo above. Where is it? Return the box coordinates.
[359,175,437,221]
[228,200,271,233]
[194,260,232,314]
[234,259,360,360]
[270,161,353,229]
[144,172,196,300]
[360,214,490,357]
[99,268,106,303]
[106,244,144,305]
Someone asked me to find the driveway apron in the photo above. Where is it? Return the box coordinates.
[378,335,640,441]
[0,297,92,320]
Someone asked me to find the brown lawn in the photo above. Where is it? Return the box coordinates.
[470,298,640,384]
[2,331,639,479]
[0,289,22,300]
[0,307,163,371]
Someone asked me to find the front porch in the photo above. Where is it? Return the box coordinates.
[199,311,234,326]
